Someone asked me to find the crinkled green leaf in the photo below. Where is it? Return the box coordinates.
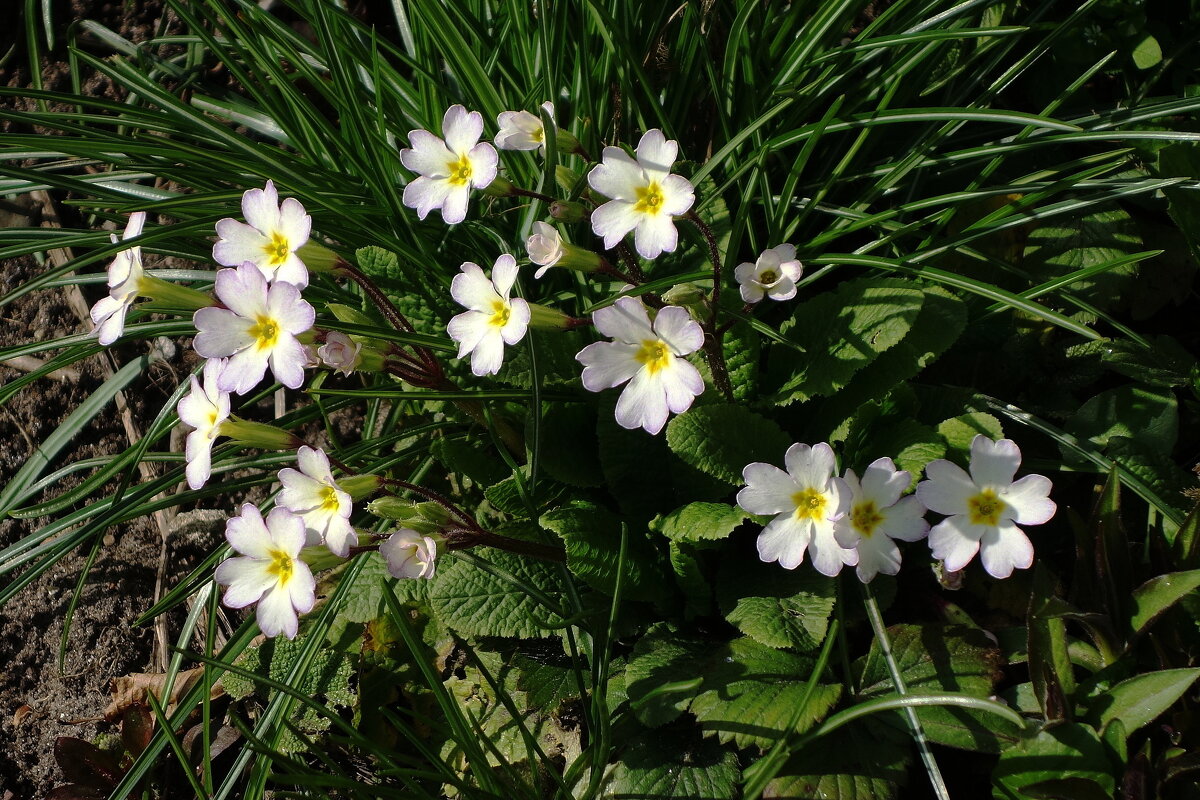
[1066,385,1178,455]
[651,502,750,543]
[1022,205,1143,312]
[431,437,509,488]
[601,724,739,800]
[723,319,761,401]
[768,278,926,405]
[937,412,1004,457]
[766,726,910,800]
[494,329,585,389]
[428,551,566,639]
[993,723,1117,798]
[718,558,835,651]
[539,501,666,601]
[531,404,604,487]
[666,404,791,486]
[1099,335,1195,387]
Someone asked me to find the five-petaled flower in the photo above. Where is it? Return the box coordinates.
[494,102,556,152]
[400,105,498,225]
[447,254,531,377]
[833,457,929,583]
[734,245,803,304]
[575,296,704,435]
[380,529,438,580]
[193,262,315,395]
[214,504,316,639]
[916,435,1056,579]
[277,446,357,557]
[737,442,858,576]
[90,212,147,346]
[176,358,231,490]
[213,181,311,288]
[587,129,695,260]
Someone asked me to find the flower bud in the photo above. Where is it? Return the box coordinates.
[295,241,340,274]
[318,331,362,376]
[555,165,581,193]
[549,200,586,223]
[218,417,302,450]
[525,222,601,279]
[554,129,583,157]
[380,529,438,580]
[662,282,708,307]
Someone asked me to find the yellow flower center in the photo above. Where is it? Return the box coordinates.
[319,485,341,513]
[792,487,828,521]
[635,339,672,375]
[634,181,665,215]
[447,154,473,186]
[249,316,280,351]
[532,126,545,143]
[266,548,294,586]
[968,489,1005,526]
[263,231,290,266]
[850,501,885,537]
[490,299,511,328]
[759,269,778,285]
[207,409,221,436]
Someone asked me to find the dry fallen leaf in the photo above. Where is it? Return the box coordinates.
[12,704,32,727]
[104,668,224,722]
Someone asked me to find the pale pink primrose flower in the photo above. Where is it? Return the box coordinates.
[317,332,362,376]
[833,457,929,583]
[400,105,498,225]
[213,180,311,288]
[90,212,147,346]
[176,358,231,490]
[379,529,438,580]
[734,244,803,304]
[587,129,695,260]
[495,102,556,152]
[526,222,564,277]
[447,254,531,377]
[916,435,1056,579]
[192,262,315,395]
[214,504,316,639]
[276,446,356,557]
[575,296,704,435]
[737,442,858,577]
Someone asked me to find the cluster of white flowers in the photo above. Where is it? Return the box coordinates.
[739,435,1055,581]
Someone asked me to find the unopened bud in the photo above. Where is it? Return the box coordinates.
[337,474,380,500]
[554,129,583,157]
[482,176,518,197]
[549,200,586,223]
[555,165,582,193]
[662,283,708,307]
[295,241,340,273]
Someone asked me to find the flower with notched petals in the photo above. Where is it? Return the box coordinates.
[214,181,311,288]
[400,105,498,225]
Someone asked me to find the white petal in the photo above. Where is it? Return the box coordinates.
[226,504,273,558]
[635,129,678,176]
[614,367,669,434]
[879,496,930,542]
[737,462,798,515]
[490,254,519,297]
[657,174,695,216]
[215,557,274,608]
[592,296,656,342]
[451,262,499,311]
[439,185,471,225]
[765,277,798,301]
[192,307,255,359]
[590,199,641,251]
[242,182,281,233]
[266,281,315,334]
[501,299,530,345]
[757,513,812,570]
[969,436,1021,488]
[277,468,327,512]
[121,211,147,240]
[213,219,270,269]
[928,514,984,573]
[442,105,483,154]
[469,330,506,376]
[323,516,358,558]
[860,457,909,509]
[448,310,492,358]
[807,520,858,577]
[273,255,309,289]
[268,336,309,389]
[255,584,299,639]
[853,533,903,583]
[576,340,641,391]
[184,433,214,490]
[916,459,976,516]
[740,282,766,304]
[214,264,270,320]
[91,295,128,345]
[979,520,1035,579]
[266,507,309,557]
[1002,474,1056,525]
[632,213,678,259]
[785,442,835,491]
[652,306,704,355]
[177,376,214,429]
[402,176,452,220]
[296,445,332,482]
[468,142,498,189]
[660,358,703,414]
[288,561,317,614]
[219,348,270,394]
[401,128,455,176]
[587,147,644,201]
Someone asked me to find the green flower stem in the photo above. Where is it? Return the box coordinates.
[862,581,951,800]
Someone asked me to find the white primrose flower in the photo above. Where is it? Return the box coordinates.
[734,244,803,304]
[214,504,316,640]
[400,104,498,225]
[379,528,438,580]
[213,180,312,288]
[495,101,556,152]
[176,358,232,490]
[526,221,564,277]
[833,458,930,583]
[575,296,704,435]
[587,129,695,260]
[192,262,315,395]
[737,442,858,577]
[317,331,362,376]
[276,446,356,557]
[90,212,147,346]
[447,254,531,377]
[916,435,1057,579]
